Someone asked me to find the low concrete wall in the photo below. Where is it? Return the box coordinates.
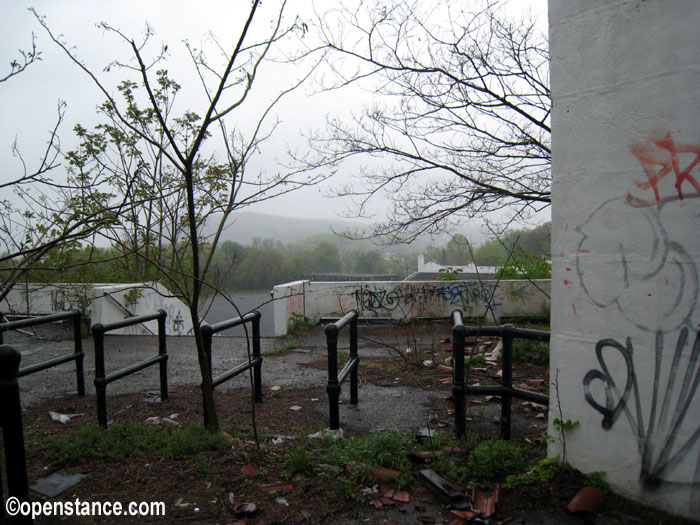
[272,279,550,335]
[2,282,192,336]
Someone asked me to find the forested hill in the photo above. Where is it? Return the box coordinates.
[204,211,488,248]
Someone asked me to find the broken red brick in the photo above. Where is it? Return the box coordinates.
[381,486,394,498]
[380,497,397,506]
[373,466,402,483]
[240,464,258,476]
[408,450,437,463]
[567,486,605,514]
[413,503,426,511]
[393,491,410,503]
[448,509,481,520]
[442,445,462,454]
[418,516,437,524]
[345,461,361,474]
[527,378,545,388]
[436,364,453,373]
[260,483,293,493]
[473,485,500,518]
[369,499,383,509]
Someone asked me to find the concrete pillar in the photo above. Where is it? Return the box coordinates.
[549,0,700,517]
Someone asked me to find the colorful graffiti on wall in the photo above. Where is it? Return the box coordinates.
[575,137,700,510]
[353,281,501,317]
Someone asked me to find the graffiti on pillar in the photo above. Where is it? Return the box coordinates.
[628,131,700,208]
[575,191,700,505]
[583,329,700,494]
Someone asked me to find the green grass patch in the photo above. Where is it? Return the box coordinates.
[264,336,297,355]
[512,338,550,365]
[49,421,230,463]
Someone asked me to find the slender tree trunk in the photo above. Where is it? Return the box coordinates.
[183,163,220,432]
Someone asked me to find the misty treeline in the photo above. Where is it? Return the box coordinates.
[17,222,550,292]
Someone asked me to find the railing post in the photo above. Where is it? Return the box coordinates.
[326,324,341,430]
[500,324,514,440]
[201,323,213,429]
[451,310,466,439]
[92,323,108,428]
[72,309,85,396]
[157,310,168,401]
[0,344,29,522]
[349,311,358,406]
[252,311,263,403]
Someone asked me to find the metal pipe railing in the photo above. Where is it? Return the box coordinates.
[200,310,263,428]
[0,344,29,524]
[325,309,359,430]
[92,310,168,427]
[0,309,85,396]
[452,309,550,440]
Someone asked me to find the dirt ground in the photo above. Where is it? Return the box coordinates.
[3,321,696,524]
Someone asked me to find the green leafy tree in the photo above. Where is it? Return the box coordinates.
[494,248,551,280]
[34,1,324,433]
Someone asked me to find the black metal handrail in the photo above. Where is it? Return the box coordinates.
[200,310,263,427]
[325,309,359,430]
[0,309,85,396]
[0,345,29,524]
[452,309,550,440]
[92,310,168,428]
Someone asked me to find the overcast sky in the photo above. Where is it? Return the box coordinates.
[1,1,548,228]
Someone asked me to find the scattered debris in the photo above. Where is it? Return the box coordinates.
[416,427,435,440]
[489,339,503,360]
[240,464,258,477]
[173,498,193,509]
[30,472,87,497]
[423,360,436,369]
[232,502,259,516]
[307,428,343,440]
[567,486,605,514]
[272,435,295,445]
[418,469,470,509]
[289,405,302,411]
[408,450,437,463]
[260,483,293,493]
[275,497,289,506]
[436,364,453,374]
[373,466,402,483]
[48,411,83,424]
[448,509,481,521]
[270,385,281,391]
[472,484,500,517]
[144,416,180,427]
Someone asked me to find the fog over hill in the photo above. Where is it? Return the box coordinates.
[205,211,488,250]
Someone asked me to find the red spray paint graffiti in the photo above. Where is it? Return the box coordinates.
[629,131,700,207]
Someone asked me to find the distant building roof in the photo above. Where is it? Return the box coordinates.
[404,270,497,282]
[407,254,498,281]
[311,273,400,282]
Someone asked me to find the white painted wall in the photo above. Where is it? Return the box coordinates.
[2,283,192,336]
[273,279,550,336]
[549,0,700,517]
